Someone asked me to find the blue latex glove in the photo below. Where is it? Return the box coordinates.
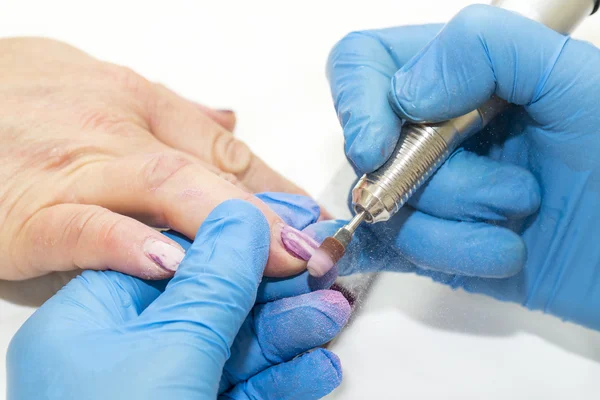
[7,196,349,400]
[315,5,600,329]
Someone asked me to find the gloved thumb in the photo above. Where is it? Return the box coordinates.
[139,199,270,394]
[388,4,577,124]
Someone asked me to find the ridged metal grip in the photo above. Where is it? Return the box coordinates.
[352,124,450,223]
[379,125,449,204]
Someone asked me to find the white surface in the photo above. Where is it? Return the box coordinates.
[1,0,600,399]
[327,273,600,399]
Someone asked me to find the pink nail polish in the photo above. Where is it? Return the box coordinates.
[144,239,185,272]
[306,249,335,278]
[279,224,319,261]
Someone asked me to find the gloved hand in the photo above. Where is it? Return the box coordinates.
[7,195,350,400]
[313,5,600,329]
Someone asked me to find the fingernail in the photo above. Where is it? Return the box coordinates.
[307,249,335,278]
[279,223,319,261]
[216,109,234,114]
[144,238,185,272]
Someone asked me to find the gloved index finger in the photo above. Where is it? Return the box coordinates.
[255,192,320,230]
[304,209,526,279]
[407,149,541,222]
[389,5,591,125]
[327,24,443,173]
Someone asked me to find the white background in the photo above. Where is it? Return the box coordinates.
[1,0,600,399]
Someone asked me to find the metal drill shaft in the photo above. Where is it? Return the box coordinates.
[345,211,366,234]
[332,211,366,250]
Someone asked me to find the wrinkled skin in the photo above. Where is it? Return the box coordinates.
[0,37,317,280]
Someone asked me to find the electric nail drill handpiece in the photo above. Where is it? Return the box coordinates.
[307,0,600,277]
